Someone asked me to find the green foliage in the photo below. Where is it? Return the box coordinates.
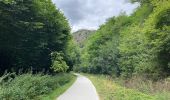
[78,0,170,79]
[78,14,132,76]
[41,76,76,100]
[0,0,72,73]
[0,73,74,100]
[64,39,81,71]
[130,0,150,4]
[51,52,68,73]
[78,16,128,75]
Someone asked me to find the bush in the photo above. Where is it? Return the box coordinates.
[0,73,74,100]
[51,52,69,72]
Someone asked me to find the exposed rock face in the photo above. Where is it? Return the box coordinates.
[72,29,95,48]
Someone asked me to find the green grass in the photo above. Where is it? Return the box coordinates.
[84,74,170,100]
[41,75,76,100]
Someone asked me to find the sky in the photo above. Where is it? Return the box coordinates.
[52,0,139,32]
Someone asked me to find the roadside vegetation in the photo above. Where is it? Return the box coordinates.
[85,74,170,100]
[73,0,170,99]
[0,73,75,100]
[41,75,76,100]
[75,0,170,81]
[76,0,170,80]
[0,0,78,99]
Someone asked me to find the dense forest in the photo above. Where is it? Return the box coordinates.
[76,0,170,79]
[0,0,80,74]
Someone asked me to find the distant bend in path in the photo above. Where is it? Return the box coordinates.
[57,74,99,100]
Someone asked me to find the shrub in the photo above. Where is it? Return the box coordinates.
[0,73,74,100]
[51,52,69,72]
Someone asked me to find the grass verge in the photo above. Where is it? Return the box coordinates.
[41,75,76,100]
[84,74,170,100]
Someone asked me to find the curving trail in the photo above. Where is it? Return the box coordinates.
[57,74,99,100]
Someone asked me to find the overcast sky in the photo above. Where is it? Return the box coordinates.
[52,0,139,32]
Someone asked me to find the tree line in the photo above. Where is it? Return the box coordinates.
[76,0,170,79]
[0,0,79,74]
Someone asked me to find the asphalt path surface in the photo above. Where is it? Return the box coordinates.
[57,74,99,100]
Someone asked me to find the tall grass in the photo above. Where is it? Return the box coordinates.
[85,74,170,100]
[0,73,75,100]
[115,75,170,100]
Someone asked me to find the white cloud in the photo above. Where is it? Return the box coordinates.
[52,0,139,32]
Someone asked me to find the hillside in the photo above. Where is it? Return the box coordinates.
[72,29,95,48]
[78,0,170,78]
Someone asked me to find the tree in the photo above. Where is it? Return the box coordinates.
[78,0,170,79]
[0,0,71,74]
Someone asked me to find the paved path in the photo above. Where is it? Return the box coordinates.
[57,74,99,100]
